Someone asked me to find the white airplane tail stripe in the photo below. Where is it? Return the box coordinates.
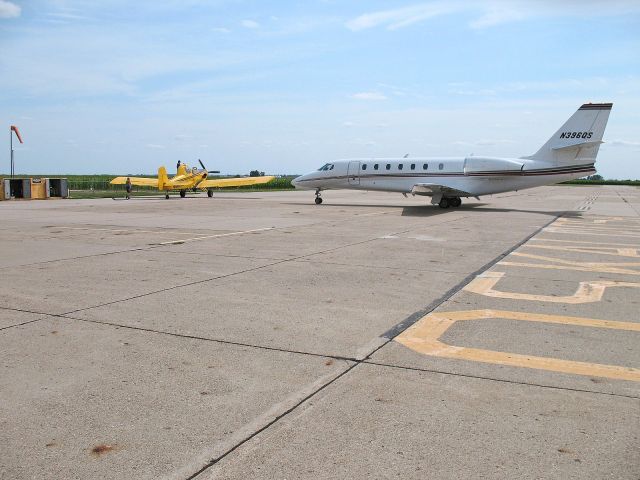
[523,103,612,166]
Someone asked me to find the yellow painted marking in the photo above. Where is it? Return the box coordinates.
[522,244,639,258]
[465,271,640,304]
[500,252,640,275]
[396,309,640,381]
[591,217,625,223]
[531,238,640,247]
[157,227,274,245]
[544,227,640,238]
[551,225,640,233]
[557,217,627,224]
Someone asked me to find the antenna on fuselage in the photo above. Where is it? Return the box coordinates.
[403,153,409,158]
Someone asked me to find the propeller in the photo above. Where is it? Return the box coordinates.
[199,159,220,174]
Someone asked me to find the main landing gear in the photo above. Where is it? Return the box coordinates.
[314,189,323,205]
[179,189,186,198]
[439,196,462,209]
[207,189,213,198]
[165,193,170,199]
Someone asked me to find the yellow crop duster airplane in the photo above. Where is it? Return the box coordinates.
[111,160,274,199]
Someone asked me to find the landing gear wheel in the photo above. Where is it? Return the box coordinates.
[165,193,170,199]
[179,190,186,198]
[450,197,462,207]
[207,189,213,198]
[438,197,450,209]
[314,189,323,205]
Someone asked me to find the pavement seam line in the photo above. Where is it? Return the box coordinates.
[184,361,362,480]
[380,213,564,339]
[362,360,640,400]
[60,214,471,315]
[615,188,640,216]
[61,314,360,362]
[4,205,401,271]
[0,317,46,332]
[3,203,461,272]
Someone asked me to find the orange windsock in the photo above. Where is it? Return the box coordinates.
[10,125,23,144]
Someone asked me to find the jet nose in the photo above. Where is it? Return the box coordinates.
[291,176,302,188]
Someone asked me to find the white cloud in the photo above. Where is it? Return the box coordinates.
[46,12,90,22]
[351,138,377,147]
[0,0,20,18]
[241,19,259,29]
[352,91,387,100]
[346,3,460,31]
[146,144,165,149]
[607,139,640,148]
[475,139,515,146]
[469,8,528,29]
[174,134,193,142]
[212,27,231,33]
[346,1,640,31]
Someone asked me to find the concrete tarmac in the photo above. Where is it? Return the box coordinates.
[0,185,638,479]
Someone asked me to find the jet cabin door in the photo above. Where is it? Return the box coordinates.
[347,161,360,185]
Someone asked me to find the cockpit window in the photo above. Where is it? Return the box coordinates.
[317,163,334,171]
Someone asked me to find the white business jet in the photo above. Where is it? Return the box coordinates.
[292,103,611,208]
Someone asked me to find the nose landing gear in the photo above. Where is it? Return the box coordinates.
[314,189,323,205]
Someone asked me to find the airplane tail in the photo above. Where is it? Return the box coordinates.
[158,166,169,189]
[523,103,612,166]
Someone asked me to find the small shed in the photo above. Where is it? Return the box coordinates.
[0,178,68,200]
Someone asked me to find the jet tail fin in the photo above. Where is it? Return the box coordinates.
[158,166,169,190]
[523,103,612,166]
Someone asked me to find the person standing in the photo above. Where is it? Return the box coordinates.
[125,177,132,200]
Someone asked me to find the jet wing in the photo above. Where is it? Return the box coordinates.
[411,183,473,197]
[199,176,275,188]
[110,176,158,187]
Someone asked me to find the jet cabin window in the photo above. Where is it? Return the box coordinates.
[362,164,367,170]
[423,163,428,170]
[374,164,379,170]
[386,164,391,170]
[410,164,416,170]
[318,163,334,171]
[438,163,444,170]
[398,164,403,170]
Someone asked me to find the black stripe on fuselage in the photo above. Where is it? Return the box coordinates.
[296,164,595,183]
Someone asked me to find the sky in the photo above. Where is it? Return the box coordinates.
[1,0,639,178]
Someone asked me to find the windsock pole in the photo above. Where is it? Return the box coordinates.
[9,126,23,178]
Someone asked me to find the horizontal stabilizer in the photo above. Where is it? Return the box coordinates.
[552,140,603,151]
